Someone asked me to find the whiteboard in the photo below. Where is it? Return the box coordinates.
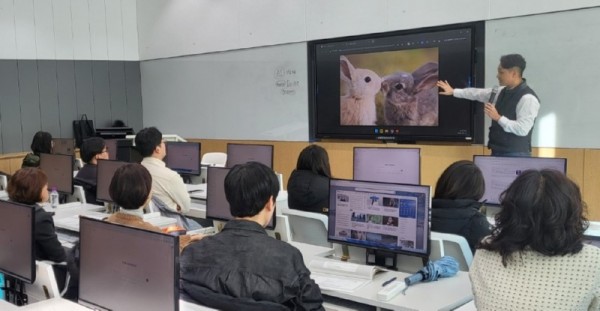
[141,42,309,141]
[485,7,600,148]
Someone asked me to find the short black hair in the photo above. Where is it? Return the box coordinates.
[134,127,162,157]
[31,131,52,155]
[224,162,279,218]
[500,54,526,76]
[296,145,332,177]
[434,160,485,201]
[80,137,105,163]
[479,169,588,266]
[109,163,152,210]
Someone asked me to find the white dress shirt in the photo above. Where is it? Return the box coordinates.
[454,87,540,136]
[141,157,191,213]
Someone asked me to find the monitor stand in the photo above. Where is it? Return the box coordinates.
[366,248,397,271]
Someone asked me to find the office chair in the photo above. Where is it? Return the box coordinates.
[266,215,292,242]
[429,231,473,271]
[24,261,70,303]
[201,152,227,167]
[66,185,87,204]
[281,207,331,248]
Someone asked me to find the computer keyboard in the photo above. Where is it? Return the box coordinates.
[54,211,108,231]
[188,226,216,236]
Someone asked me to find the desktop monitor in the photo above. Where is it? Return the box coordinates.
[206,167,276,230]
[96,159,129,203]
[165,142,202,175]
[113,139,143,163]
[95,127,134,139]
[0,201,35,283]
[39,153,74,194]
[52,138,75,156]
[103,139,118,160]
[474,155,567,205]
[78,217,179,311]
[328,179,431,266]
[353,147,420,184]
[225,143,274,168]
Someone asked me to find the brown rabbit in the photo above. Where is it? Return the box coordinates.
[340,56,382,126]
[381,62,439,126]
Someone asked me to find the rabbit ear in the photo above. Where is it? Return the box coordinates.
[412,62,439,93]
[340,56,355,83]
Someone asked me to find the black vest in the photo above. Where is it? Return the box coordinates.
[488,81,539,153]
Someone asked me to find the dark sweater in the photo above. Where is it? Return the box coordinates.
[287,170,329,215]
[431,199,491,253]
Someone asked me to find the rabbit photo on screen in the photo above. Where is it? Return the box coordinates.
[381,62,439,126]
[339,56,382,126]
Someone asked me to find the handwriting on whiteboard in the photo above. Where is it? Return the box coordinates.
[274,66,300,96]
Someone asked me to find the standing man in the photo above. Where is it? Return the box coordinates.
[437,54,540,156]
[135,127,191,213]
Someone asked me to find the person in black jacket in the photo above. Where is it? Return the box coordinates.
[74,137,109,205]
[287,145,331,215]
[431,160,491,253]
[180,162,324,311]
[7,168,66,262]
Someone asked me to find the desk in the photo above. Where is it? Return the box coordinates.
[9,297,216,310]
[292,242,473,311]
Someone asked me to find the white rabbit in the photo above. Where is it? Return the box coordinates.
[340,56,382,126]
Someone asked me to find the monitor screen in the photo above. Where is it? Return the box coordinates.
[40,153,74,194]
[0,201,35,283]
[206,167,275,230]
[353,147,420,184]
[328,179,430,257]
[96,160,129,203]
[113,139,143,163]
[226,143,274,168]
[165,142,201,175]
[474,155,567,205]
[52,138,75,156]
[95,127,134,139]
[78,217,178,311]
[104,139,118,160]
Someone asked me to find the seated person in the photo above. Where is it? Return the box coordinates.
[105,163,203,253]
[22,131,52,168]
[7,168,66,262]
[431,160,490,253]
[287,145,331,214]
[470,169,600,310]
[180,162,324,310]
[74,137,109,205]
[135,127,190,213]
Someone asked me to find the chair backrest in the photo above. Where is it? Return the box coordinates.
[0,174,7,190]
[266,215,292,242]
[282,208,330,248]
[24,261,62,303]
[66,185,87,204]
[201,152,227,167]
[429,231,473,271]
[74,158,84,171]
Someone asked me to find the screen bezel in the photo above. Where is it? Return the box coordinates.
[40,153,74,195]
[164,141,202,176]
[473,155,568,205]
[206,166,276,230]
[78,216,179,311]
[352,147,421,184]
[225,143,274,169]
[0,201,36,284]
[327,178,431,258]
[95,159,129,204]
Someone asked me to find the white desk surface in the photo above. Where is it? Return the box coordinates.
[293,243,473,311]
[9,298,216,310]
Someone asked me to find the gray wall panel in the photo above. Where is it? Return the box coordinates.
[92,61,112,128]
[38,60,61,135]
[108,62,128,125]
[74,61,95,120]
[57,61,78,138]
[125,61,142,132]
[18,60,42,150]
[0,60,24,153]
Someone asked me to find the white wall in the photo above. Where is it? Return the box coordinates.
[136,0,600,61]
[0,0,138,60]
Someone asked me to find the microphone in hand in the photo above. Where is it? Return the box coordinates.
[488,86,499,104]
